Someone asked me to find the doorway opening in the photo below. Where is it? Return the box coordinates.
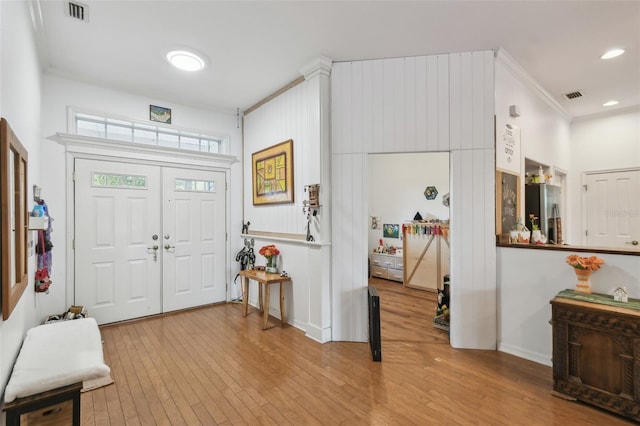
[367,152,451,354]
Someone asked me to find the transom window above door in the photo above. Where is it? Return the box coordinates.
[71,110,227,154]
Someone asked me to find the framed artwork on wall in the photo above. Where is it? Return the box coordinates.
[383,224,400,239]
[150,105,172,124]
[252,139,294,205]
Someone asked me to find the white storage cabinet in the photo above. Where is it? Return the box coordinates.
[370,253,403,282]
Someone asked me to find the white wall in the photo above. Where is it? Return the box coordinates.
[40,74,242,317]
[498,247,640,366]
[0,0,43,398]
[495,53,640,367]
[332,51,496,349]
[495,51,572,237]
[569,108,640,244]
[368,152,449,252]
[242,61,332,342]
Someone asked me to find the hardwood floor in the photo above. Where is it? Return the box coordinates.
[82,278,634,425]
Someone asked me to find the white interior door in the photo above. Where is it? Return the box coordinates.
[75,159,162,324]
[162,168,227,312]
[586,169,640,249]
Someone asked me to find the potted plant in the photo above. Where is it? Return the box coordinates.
[259,244,280,273]
[529,214,542,243]
[566,254,604,293]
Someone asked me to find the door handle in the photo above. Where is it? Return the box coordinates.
[147,245,159,261]
[625,240,639,246]
[164,244,176,252]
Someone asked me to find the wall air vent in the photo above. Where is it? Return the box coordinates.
[563,91,583,100]
[65,1,89,22]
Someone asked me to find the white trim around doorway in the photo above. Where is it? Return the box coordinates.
[50,133,238,311]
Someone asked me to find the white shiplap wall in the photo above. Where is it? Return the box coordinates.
[243,63,333,342]
[243,82,313,235]
[331,51,497,349]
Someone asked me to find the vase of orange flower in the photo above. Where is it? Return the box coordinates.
[566,254,604,294]
[259,244,280,273]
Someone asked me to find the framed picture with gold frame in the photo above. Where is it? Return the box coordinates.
[252,139,294,205]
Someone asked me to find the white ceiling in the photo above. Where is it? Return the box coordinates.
[33,0,640,119]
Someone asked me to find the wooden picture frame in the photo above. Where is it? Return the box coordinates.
[1,118,29,320]
[496,170,521,238]
[149,105,171,124]
[252,139,294,205]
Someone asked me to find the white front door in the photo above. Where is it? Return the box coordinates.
[75,160,228,324]
[162,168,227,312]
[75,159,162,324]
[586,169,640,249]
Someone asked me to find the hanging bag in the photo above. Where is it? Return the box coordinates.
[35,230,50,293]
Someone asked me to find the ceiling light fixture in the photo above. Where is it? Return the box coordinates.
[600,48,625,60]
[166,50,206,72]
[603,100,619,107]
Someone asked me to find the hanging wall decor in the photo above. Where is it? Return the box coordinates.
[252,139,294,205]
[424,186,438,200]
[383,224,400,238]
[150,105,172,124]
[370,216,380,229]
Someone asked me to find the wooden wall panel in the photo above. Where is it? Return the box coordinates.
[331,50,496,347]
[437,54,450,152]
[426,55,440,152]
[372,60,385,154]
[449,53,462,151]
[403,56,416,153]
[330,153,368,340]
[331,61,344,155]
[351,61,363,155]
[244,82,314,235]
[415,56,428,152]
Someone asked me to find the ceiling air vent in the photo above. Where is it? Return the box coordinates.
[65,1,89,22]
[563,91,583,100]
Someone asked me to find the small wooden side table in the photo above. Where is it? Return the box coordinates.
[240,269,291,329]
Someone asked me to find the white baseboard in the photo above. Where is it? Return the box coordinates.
[498,342,552,367]
[305,323,332,343]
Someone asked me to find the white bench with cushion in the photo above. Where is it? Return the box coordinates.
[3,318,110,425]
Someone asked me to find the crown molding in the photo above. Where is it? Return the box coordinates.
[570,104,640,123]
[300,56,333,81]
[495,48,571,121]
[28,0,50,71]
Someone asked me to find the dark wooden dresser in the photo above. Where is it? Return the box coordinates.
[551,291,640,422]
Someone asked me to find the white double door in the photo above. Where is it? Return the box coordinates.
[75,159,226,324]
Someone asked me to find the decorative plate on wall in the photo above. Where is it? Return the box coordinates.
[424,186,438,200]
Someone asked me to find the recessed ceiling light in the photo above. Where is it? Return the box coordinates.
[600,48,625,60]
[603,100,619,107]
[166,50,206,72]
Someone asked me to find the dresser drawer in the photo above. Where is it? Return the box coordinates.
[387,269,404,282]
[394,258,403,270]
[370,255,384,267]
[370,265,388,279]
